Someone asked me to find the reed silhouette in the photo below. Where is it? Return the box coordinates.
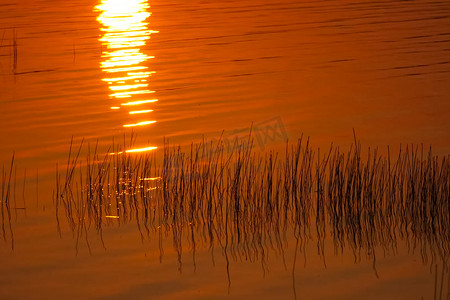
[1,154,16,250]
[55,133,450,295]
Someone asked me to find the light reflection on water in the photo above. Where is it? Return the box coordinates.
[0,0,450,298]
[95,0,158,136]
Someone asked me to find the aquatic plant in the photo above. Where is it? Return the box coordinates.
[55,133,450,291]
[1,154,15,250]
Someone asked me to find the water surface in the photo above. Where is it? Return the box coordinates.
[1,0,449,299]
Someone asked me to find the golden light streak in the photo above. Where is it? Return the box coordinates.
[129,71,155,76]
[103,66,148,73]
[102,71,154,82]
[108,151,123,155]
[126,146,158,153]
[110,90,154,98]
[121,99,158,106]
[96,0,158,128]
[129,109,153,114]
[109,83,149,91]
[108,146,157,155]
[143,177,161,181]
[105,215,120,219]
[123,120,156,127]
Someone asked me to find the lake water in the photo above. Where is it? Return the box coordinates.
[0,0,449,299]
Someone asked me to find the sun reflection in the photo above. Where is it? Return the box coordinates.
[110,90,155,98]
[126,146,158,153]
[121,99,158,106]
[108,146,158,155]
[129,109,153,114]
[95,0,158,129]
[123,120,156,127]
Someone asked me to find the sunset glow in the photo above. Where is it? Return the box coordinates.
[96,0,157,127]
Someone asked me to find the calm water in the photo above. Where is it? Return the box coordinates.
[1,0,449,299]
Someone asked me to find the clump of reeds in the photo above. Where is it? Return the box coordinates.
[56,133,450,278]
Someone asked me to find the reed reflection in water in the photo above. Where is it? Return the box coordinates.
[0,154,15,251]
[95,0,158,130]
[55,134,450,297]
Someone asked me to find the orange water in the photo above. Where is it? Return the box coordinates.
[0,0,449,298]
